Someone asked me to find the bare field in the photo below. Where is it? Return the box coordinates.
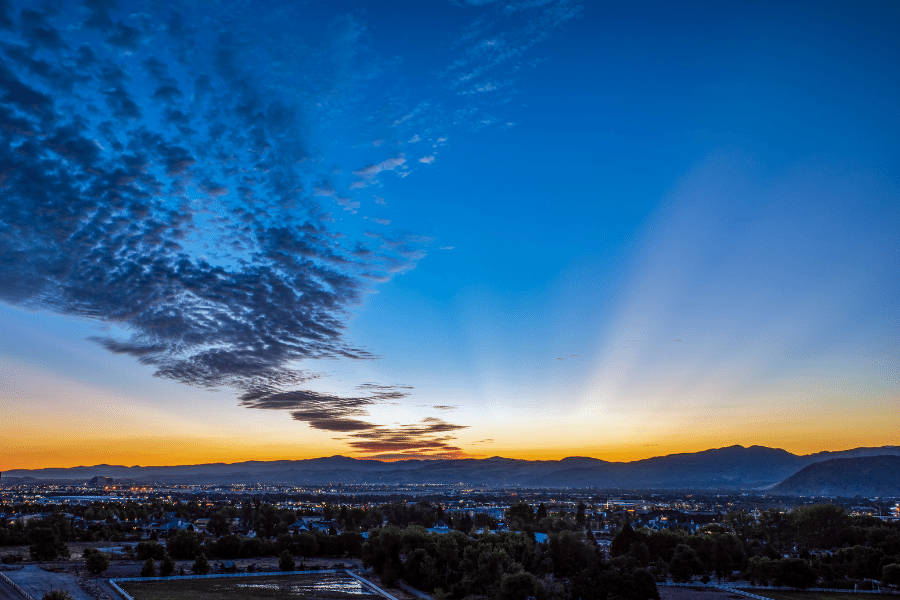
[120,572,385,600]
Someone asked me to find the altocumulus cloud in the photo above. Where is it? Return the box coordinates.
[0,0,579,456]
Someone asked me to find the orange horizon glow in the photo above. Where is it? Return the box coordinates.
[5,436,898,472]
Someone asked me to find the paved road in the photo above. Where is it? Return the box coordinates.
[0,577,25,600]
[4,565,94,600]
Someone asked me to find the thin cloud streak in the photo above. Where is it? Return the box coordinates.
[0,0,580,456]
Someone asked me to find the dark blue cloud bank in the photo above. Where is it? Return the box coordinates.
[0,0,579,456]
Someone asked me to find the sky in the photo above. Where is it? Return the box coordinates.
[0,0,898,470]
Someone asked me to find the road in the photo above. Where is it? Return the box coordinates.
[4,565,95,600]
[0,576,25,600]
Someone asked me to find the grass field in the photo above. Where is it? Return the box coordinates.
[120,572,386,600]
[751,591,900,600]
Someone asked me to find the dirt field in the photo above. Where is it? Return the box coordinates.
[121,572,385,600]
[3,564,95,600]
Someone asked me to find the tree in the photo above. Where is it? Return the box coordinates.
[29,527,69,561]
[167,530,203,560]
[160,554,176,577]
[576,502,587,529]
[340,531,363,557]
[279,549,295,571]
[536,503,548,521]
[208,512,231,538]
[629,541,651,567]
[774,558,817,589]
[792,504,850,550]
[611,525,645,557]
[42,592,74,600]
[669,544,705,583]
[882,563,900,587]
[192,553,210,575]
[497,571,538,600]
[84,549,110,576]
[141,558,157,577]
[136,541,166,560]
[506,503,535,529]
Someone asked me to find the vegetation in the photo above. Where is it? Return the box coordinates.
[142,557,158,577]
[84,548,110,576]
[361,524,658,600]
[279,549,295,571]
[192,553,211,575]
[4,495,900,598]
[605,504,900,590]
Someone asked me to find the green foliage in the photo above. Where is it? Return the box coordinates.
[506,503,535,529]
[279,549,295,571]
[42,591,74,600]
[497,571,538,600]
[84,549,110,576]
[255,504,288,539]
[668,544,705,583]
[882,563,900,587]
[167,530,204,560]
[160,554,176,576]
[362,525,403,574]
[207,512,231,538]
[191,553,210,575]
[28,526,70,561]
[136,541,166,560]
[792,504,850,550]
[774,557,817,589]
[575,502,586,529]
[295,532,319,558]
[340,530,363,557]
[141,558,157,577]
[610,524,646,557]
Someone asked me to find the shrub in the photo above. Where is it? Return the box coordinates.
[136,541,166,561]
[141,558,157,577]
[192,553,210,575]
[84,550,110,576]
[279,549,295,571]
[160,554,176,577]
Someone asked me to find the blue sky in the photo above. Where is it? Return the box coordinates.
[0,0,897,466]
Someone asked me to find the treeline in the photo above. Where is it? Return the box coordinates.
[362,525,658,600]
[610,503,900,589]
[159,529,365,561]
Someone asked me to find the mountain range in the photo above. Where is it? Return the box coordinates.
[768,455,900,497]
[4,445,900,493]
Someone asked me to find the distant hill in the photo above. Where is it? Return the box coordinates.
[5,445,900,490]
[768,455,900,497]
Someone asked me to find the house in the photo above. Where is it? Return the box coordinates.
[288,520,310,534]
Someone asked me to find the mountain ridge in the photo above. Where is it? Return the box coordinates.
[768,455,900,497]
[5,445,900,490]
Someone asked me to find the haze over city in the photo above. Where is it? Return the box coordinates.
[1,0,898,471]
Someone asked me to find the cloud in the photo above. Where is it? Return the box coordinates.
[419,155,435,164]
[0,0,458,456]
[344,417,468,455]
[0,0,581,457]
[351,154,406,188]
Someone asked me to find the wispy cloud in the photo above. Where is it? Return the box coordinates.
[0,0,581,456]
